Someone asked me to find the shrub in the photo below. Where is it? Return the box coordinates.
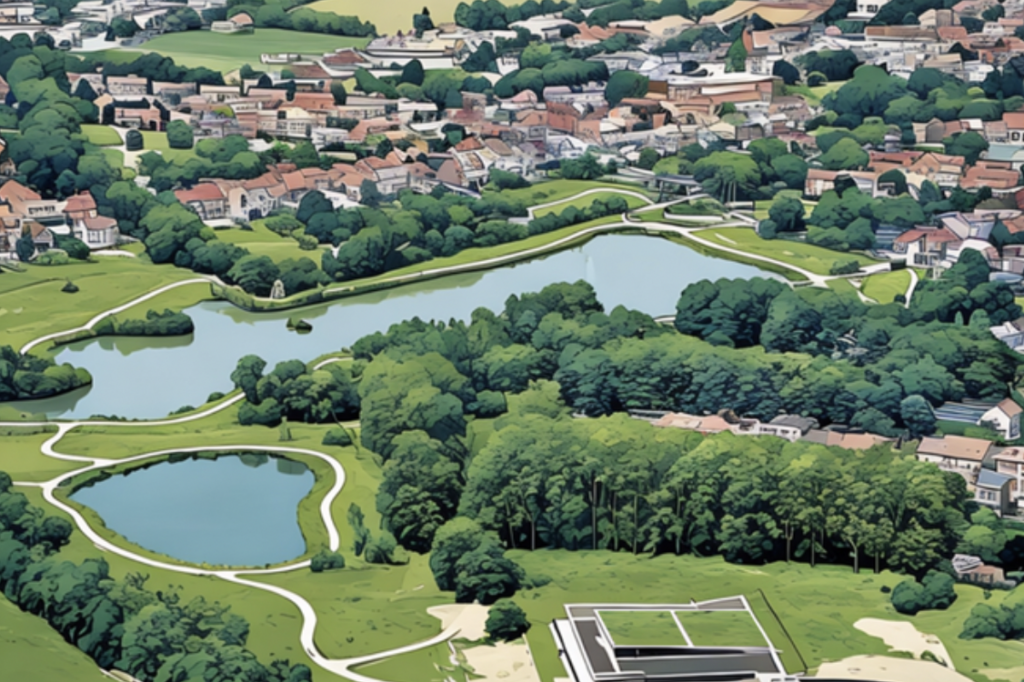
[207,391,225,402]
[363,531,409,565]
[125,129,143,151]
[322,427,352,446]
[310,549,346,572]
[35,251,70,266]
[829,259,860,275]
[486,600,531,642]
[61,280,79,293]
[892,570,957,615]
[238,398,283,426]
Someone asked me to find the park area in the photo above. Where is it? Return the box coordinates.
[116,29,369,74]
[694,227,878,277]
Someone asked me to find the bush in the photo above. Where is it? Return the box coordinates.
[892,570,957,615]
[310,549,346,572]
[363,531,409,565]
[125,129,143,151]
[829,259,860,275]
[265,215,304,236]
[35,251,70,266]
[486,600,531,642]
[55,234,90,260]
[238,398,283,426]
[61,280,79,293]
[469,390,507,417]
[207,391,225,402]
[322,427,352,446]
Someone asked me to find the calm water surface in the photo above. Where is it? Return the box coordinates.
[10,235,773,418]
[70,454,314,567]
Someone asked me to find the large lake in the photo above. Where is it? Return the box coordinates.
[70,453,314,567]
[11,234,773,419]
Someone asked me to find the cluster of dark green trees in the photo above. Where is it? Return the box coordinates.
[307,188,627,282]
[140,135,265,192]
[93,309,194,337]
[353,64,491,113]
[0,471,312,682]
[664,139,808,203]
[0,345,91,400]
[230,355,360,425]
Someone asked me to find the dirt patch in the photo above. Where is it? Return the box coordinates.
[854,617,952,666]
[426,603,489,641]
[461,638,541,682]
[817,655,972,682]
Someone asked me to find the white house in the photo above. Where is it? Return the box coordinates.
[981,399,1023,440]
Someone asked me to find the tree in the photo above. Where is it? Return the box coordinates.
[768,196,805,233]
[360,179,383,208]
[125,129,143,151]
[310,549,345,572]
[819,138,869,170]
[891,570,957,615]
[726,39,747,73]
[773,59,800,85]
[330,80,347,105]
[166,120,193,149]
[429,517,491,591]
[605,70,649,106]
[486,600,531,641]
[637,147,660,170]
[15,233,35,262]
[400,59,425,86]
[231,355,267,402]
[947,131,989,165]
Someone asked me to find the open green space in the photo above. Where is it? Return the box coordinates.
[509,551,1024,682]
[219,221,329,264]
[533,191,648,218]
[81,124,122,147]
[693,227,877,276]
[862,269,911,303]
[493,179,653,207]
[353,640,470,682]
[0,426,83,482]
[120,29,370,74]
[0,257,200,351]
[139,131,199,164]
[0,594,110,682]
[599,610,686,646]
[673,609,768,648]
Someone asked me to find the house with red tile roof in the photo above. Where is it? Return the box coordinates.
[64,192,119,249]
[175,183,228,221]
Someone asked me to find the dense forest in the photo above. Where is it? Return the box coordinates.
[0,471,312,682]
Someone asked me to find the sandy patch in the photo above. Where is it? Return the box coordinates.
[817,655,972,682]
[980,666,1024,682]
[461,637,542,682]
[854,618,952,666]
[427,603,489,641]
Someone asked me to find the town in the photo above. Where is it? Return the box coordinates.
[8,1,1024,682]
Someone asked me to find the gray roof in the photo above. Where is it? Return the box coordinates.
[977,468,1015,489]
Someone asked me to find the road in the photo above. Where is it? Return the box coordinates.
[0,394,445,682]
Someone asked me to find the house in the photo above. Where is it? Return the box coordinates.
[0,180,63,225]
[27,221,54,254]
[111,99,164,130]
[804,168,838,198]
[355,156,410,195]
[981,398,1023,439]
[106,76,149,98]
[992,446,1024,505]
[174,183,228,221]
[64,193,119,250]
[976,468,1016,515]
[990,317,1024,351]
[952,554,1012,586]
[892,226,962,266]
[916,435,994,481]
[211,12,254,34]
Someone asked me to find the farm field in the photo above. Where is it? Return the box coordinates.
[120,29,370,74]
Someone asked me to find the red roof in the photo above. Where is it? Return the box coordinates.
[175,183,225,203]
[64,192,96,213]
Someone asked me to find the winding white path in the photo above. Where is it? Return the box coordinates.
[20,278,212,355]
[524,187,654,220]
[1,394,447,682]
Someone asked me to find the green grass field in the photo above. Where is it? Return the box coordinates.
[673,609,768,648]
[81,124,123,147]
[0,257,201,351]
[493,179,652,207]
[139,131,199,164]
[218,222,329,264]
[693,227,877,277]
[0,595,110,682]
[599,610,686,646]
[353,641,470,682]
[120,29,370,74]
[862,270,911,303]
[532,191,649,218]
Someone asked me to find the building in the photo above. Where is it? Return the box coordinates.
[916,435,994,481]
[990,317,1024,351]
[64,193,119,250]
[211,12,254,34]
[174,183,228,221]
[981,399,1023,440]
[976,468,1016,515]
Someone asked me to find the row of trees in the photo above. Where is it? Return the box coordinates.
[0,471,313,682]
[226,0,375,36]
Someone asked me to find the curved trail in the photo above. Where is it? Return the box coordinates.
[20,278,212,355]
[1,394,448,681]
[525,186,654,219]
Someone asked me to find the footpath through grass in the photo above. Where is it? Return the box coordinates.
[693,227,878,276]
[862,269,911,303]
[532,191,649,218]
[121,29,370,73]
[492,179,654,207]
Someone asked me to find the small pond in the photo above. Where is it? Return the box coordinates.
[70,453,314,567]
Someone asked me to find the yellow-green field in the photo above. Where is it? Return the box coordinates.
[0,594,109,682]
[694,227,878,277]
[121,29,370,73]
[218,221,329,264]
[862,269,912,303]
[532,191,649,218]
[81,124,123,147]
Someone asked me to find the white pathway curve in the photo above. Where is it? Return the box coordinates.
[20,277,212,355]
[524,187,654,219]
[1,394,446,681]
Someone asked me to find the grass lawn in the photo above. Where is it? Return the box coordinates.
[673,609,769,648]
[511,551,1024,682]
[599,610,686,646]
[353,640,470,682]
[0,258,201,352]
[121,29,370,74]
[532,191,649,218]
[81,124,122,146]
[494,179,653,207]
[0,426,84,483]
[0,594,110,682]
[139,131,198,164]
[219,221,329,264]
[784,81,845,106]
[693,227,877,277]
[862,270,911,303]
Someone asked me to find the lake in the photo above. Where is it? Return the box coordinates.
[11,234,773,419]
[70,453,314,567]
